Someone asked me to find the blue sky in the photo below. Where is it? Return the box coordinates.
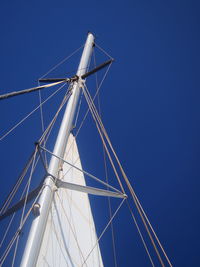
[0,0,200,266]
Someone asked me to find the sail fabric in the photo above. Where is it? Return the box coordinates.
[36,134,103,267]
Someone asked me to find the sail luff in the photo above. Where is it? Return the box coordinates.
[20,33,95,267]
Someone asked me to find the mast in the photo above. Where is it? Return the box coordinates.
[20,32,95,267]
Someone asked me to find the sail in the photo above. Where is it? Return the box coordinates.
[36,133,104,266]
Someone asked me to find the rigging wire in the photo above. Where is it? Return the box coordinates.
[38,88,45,133]
[38,83,48,167]
[82,83,165,265]
[0,86,72,220]
[0,80,66,100]
[54,54,113,173]
[82,83,158,264]
[39,85,72,145]
[81,198,125,266]
[0,42,111,205]
[82,66,154,266]
[74,61,112,138]
[37,83,73,169]
[1,44,90,265]
[0,83,66,141]
[0,88,71,224]
[0,151,36,215]
[11,148,38,267]
[0,88,72,264]
[82,84,125,193]
[82,83,172,266]
[0,151,40,228]
[39,44,84,80]
[49,57,119,266]
[35,44,84,168]
[131,191,173,267]
[60,60,112,181]
[0,150,41,251]
[0,151,40,248]
[0,89,77,267]
[0,185,44,266]
[95,43,114,60]
[0,213,15,248]
[93,50,118,267]
[103,150,118,267]
[0,38,172,266]
[73,91,83,130]
[0,54,110,100]
[39,145,123,194]
[126,200,155,267]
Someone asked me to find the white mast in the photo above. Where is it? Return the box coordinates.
[20,32,95,267]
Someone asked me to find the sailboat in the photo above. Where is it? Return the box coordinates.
[0,32,172,267]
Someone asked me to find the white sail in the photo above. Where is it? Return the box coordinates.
[36,133,104,267]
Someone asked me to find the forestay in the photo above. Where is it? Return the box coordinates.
[36,133,103,266]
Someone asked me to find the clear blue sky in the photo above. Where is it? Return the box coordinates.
[0,0,200,266]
